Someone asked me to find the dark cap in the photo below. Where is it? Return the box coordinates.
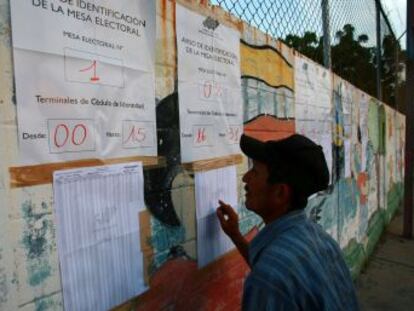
[240,134,329,198]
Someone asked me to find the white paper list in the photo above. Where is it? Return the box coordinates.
[53,163,146,311]
[195,166,238,267]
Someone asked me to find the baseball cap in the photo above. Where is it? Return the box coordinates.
[240,134,329,198]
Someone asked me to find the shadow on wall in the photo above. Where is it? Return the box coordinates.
[144,92,182,227]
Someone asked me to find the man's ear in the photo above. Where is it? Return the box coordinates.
[274,183,292,205]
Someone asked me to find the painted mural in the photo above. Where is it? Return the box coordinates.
[0,0,405,310]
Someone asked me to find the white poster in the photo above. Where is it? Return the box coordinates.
[53,163,146,311]
[10,0,156,165]
[338,80,353,146]
[295,56,333,181]
[339,80,353,178]
[176,5,243,163]
[359,91,369,172]
[344,140,352,178]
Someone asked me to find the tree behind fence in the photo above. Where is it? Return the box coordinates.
[211,0,405,113]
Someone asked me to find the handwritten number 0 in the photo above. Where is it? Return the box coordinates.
[72,124,87,146]
[204,82,212,98]
[54,124,69,148]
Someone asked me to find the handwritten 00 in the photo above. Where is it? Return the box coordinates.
[54,123,88,148]
[202,81,223,99]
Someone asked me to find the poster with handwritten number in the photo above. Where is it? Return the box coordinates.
[176,4,243,163]
[294,55,333,182]
[10,0,157,164]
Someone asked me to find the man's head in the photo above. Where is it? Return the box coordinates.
[240,134,329,223]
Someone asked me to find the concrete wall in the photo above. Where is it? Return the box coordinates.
[0,0,405,310]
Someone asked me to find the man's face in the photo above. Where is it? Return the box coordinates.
[242,160,272,215]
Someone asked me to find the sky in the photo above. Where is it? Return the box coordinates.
[381,0,407,47]
[210,0,407,49]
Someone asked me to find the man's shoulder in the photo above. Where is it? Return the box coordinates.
[275,218,342,253]
[263,220,322,255]
[253,220,344,278]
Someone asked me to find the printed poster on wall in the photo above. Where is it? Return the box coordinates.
[338,79,354,178]
[176,5,243,163]
[10,0,156,165]
[359,90,369,172]
[294,56,333,181]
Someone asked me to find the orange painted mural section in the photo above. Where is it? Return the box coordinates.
[129,229,258,310]
[244,115,295,142]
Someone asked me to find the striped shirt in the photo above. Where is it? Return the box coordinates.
[242,210,359,311]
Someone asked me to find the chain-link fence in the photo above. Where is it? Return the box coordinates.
[211,0,405,112]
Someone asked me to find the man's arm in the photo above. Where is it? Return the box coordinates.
[216,200,250,266]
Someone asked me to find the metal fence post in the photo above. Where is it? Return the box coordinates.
[404,0,414,239]
[321,0,331,69]
[375,0,383,101]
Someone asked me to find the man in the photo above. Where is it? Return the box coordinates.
[216,134,359,310]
